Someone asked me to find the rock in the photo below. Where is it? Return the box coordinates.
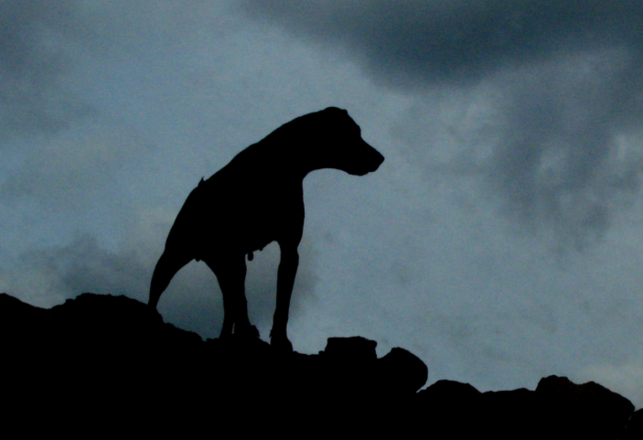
[536,375,635,439]
[378,347,428,396]
[0,292,638,437]
[480,388,539,437]
[622,409,643,440]
[418,379,482,405]
[413,380,482,435]
[321,336,378,362]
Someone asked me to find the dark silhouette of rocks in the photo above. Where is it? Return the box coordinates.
[148,107,384,351]
[536,375,635,438]
[1,292,640,438]
[623,409,643,439]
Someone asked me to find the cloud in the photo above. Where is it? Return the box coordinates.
[241,1,643,248]
[0,217,320,339]
[0,0,94,139]
[485,51,643,249]
[1,234,148,306]
[239,1,643,87]
[0,119,151,213]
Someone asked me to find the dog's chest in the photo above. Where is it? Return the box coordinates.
[209,177,304,251]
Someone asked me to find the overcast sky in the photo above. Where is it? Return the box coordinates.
[2,0,643,406]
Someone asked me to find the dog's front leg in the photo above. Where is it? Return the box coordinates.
[271,244,299,352]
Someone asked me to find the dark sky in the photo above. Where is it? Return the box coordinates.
[2,0,643,405]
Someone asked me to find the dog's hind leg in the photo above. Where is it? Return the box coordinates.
[205,254,259,339]
[149,250,193,309]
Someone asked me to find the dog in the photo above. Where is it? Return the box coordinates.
[148,107,384,351]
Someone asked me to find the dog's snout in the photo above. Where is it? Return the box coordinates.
[363,140,384,172]
[359,137,382,164]
[372,149,384,170]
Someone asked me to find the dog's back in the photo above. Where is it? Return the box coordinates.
[165,137,302,262]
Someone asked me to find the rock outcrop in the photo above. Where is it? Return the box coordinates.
[1,292,639,438]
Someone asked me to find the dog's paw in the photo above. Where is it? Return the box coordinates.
[270,335,293,353]
[236,324,260,339]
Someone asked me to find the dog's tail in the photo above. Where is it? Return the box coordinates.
[148,249,193,309]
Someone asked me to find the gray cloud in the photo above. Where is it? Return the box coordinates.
[12,235,148,300]
[241,1,643,248]
[0,120,147,211]
[239,1,643,87]
[486,51,643,249]
[2,232,223,336]
[0,0,93,138]
[3,228,320,339]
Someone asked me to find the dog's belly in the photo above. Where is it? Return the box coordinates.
[238,225,275,254]
[196,212,283,258]
[186,176,304,259]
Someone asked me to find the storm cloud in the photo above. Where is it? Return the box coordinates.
[1,228,320,339]
[0,0,93,138]
[239,1,643,87]
[0,234,149,307]
[241,1,643,248]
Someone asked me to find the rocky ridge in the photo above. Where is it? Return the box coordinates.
[1,292,640,438]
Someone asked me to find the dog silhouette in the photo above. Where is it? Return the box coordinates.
[148,107,384,351]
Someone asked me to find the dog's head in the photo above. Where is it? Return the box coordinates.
[301,107,385,176]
